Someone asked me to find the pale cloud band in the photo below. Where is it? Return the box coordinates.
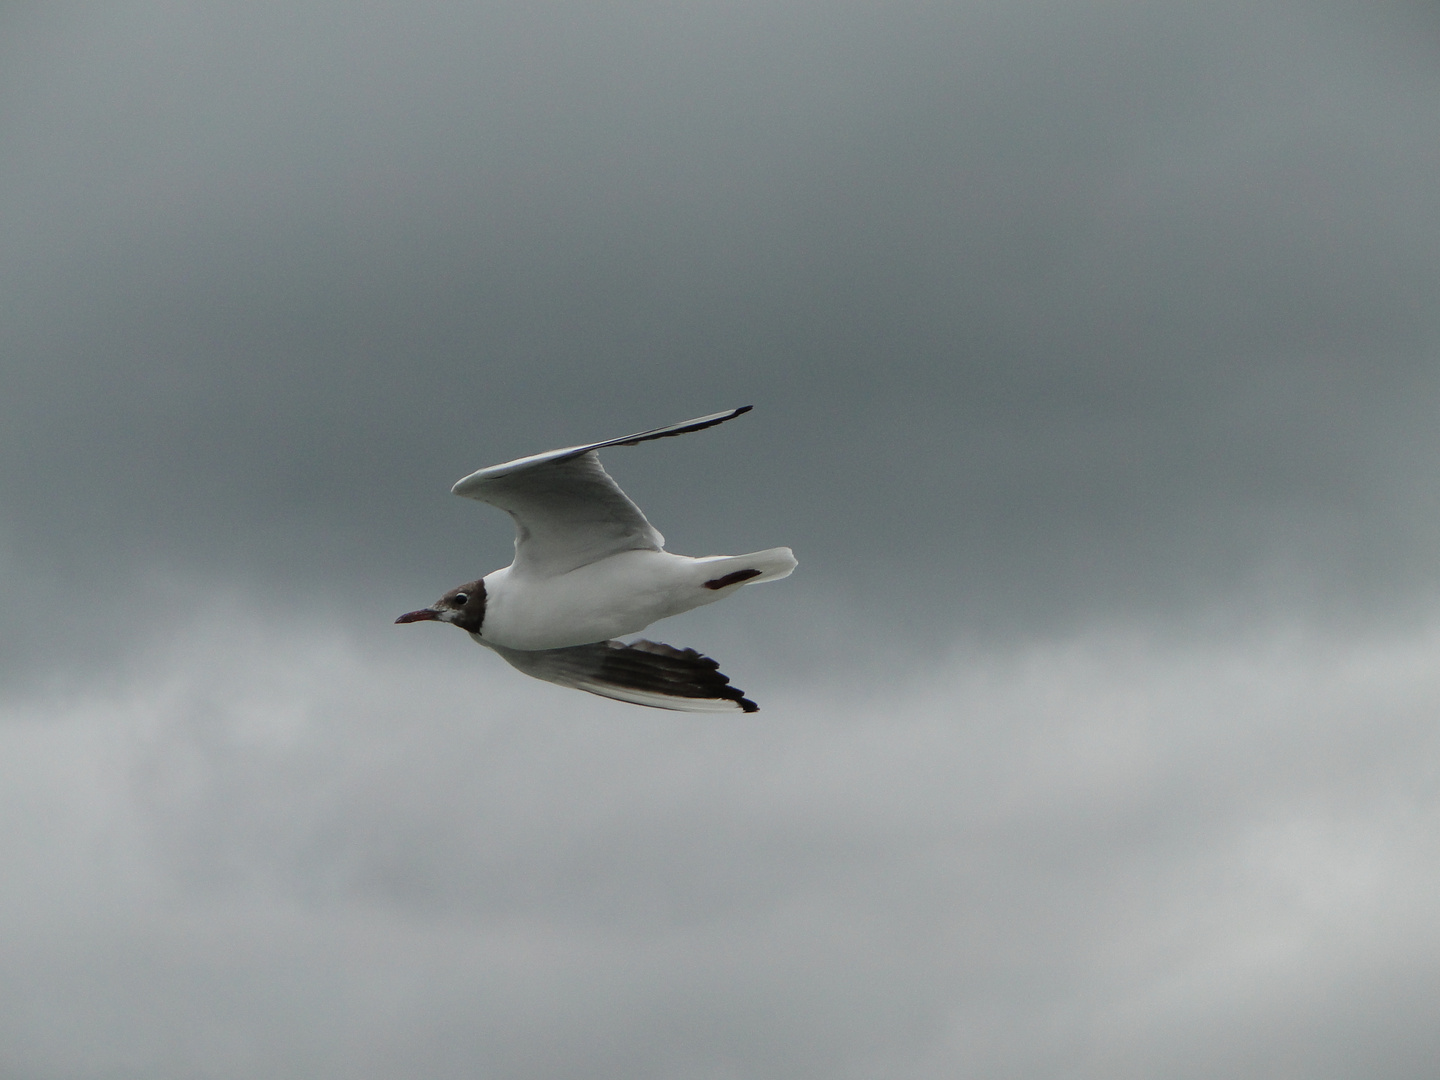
[2,603,1436,1078]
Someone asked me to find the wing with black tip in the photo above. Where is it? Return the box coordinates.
[488,638,760,713]
[450,407,752,577]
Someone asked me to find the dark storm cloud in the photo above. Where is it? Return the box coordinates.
[3,0,1440,667]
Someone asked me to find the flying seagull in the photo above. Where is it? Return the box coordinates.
[397,406,796,712]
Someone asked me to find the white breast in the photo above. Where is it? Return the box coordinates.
[477,549,727,651]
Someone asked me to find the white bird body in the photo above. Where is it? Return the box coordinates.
[478,547,798,651]
[397,407,796,712]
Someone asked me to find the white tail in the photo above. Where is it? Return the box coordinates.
[697,547,797,589]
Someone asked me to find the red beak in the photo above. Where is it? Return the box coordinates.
[395,608,440,624]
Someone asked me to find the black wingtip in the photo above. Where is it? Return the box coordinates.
[611,406,754,448]
[596,639,763,713]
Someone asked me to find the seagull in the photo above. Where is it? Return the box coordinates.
[396,406,796,712]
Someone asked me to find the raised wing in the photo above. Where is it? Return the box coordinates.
[488,638,760,713]
[450,407,752,577]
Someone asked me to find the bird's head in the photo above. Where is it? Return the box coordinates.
[395,579,487,634]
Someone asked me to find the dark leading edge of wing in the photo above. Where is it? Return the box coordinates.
[452,406,753,493]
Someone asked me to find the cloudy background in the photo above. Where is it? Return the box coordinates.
[3,0,1440,1075]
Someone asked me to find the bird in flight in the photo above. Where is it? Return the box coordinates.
[397,406,796,712]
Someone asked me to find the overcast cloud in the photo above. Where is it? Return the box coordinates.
[3,1,1440,1076]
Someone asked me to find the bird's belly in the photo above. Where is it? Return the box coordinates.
[479,551,720,650]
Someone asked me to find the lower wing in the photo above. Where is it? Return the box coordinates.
[488,638,760,713]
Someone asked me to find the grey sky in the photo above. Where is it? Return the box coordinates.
[3,1,1440,1077]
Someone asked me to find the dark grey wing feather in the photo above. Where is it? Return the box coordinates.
[487,638,760,713]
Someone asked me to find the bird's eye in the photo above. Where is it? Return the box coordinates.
[452,592,469,606]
